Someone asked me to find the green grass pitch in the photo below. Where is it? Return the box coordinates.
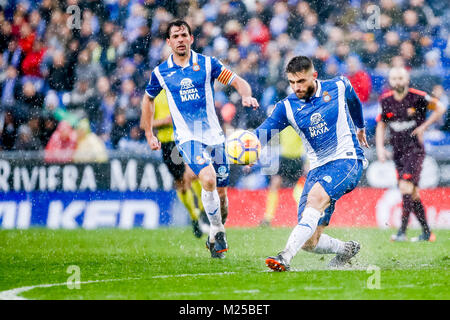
[0,227,449,300]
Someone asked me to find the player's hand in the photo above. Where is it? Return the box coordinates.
[242,96,259,109]
[411,125,426,144]
[356,128,369,148]
[145,132,161,150]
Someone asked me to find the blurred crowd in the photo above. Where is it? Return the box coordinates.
[1,0,450,161]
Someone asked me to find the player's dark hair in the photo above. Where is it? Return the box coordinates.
[165,20,192,39]
[285,56,314,74]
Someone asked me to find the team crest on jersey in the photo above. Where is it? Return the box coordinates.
[309,112,330,137]
[323,91,331,102]
[193,63,200,71]
[179,78,200,102]
[196,155,206,165]
[407,107,416,116]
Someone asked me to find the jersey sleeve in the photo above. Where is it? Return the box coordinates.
[341,76,365,129]
[254,101,289,146]
[211,56,236,85]
[145,69,163,98]
[375,100,388,122]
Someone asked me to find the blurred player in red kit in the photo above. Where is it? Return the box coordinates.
[376,67,445,242]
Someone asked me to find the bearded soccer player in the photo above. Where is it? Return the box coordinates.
[255,56,369,271]
[376,67,445,242]
[140,20,258,258]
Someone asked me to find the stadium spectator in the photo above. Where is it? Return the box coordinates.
[118,124,149,155]
[380,0,403,26]
[346,56,372,103]
[17,22,35,55]
[0,65,21,111]
[2,39,24,70]
[431,84,449,129]
[294,29,318,58]
[269,2,289,38]
[379,31,401,65]
[0,110,17,150]
[0,20,13,54]
[110,109,129,149]
[98,91,117,142]
[44,120,77,163]
[400,40,423,69]
[13,123,42,151]
[75,49,104,87]
[63,79,97,121]
[16,81,45,122]
[246,17,270,54]
[46,50,74,92]
[73,118,108,163]
[39,113,57,147]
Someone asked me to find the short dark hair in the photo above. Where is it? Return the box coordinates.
[285,56,314,74]
[165,20,192,39]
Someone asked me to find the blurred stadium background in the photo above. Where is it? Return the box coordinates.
[0,0,449,230]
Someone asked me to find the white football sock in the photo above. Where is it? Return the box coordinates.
[201,189,224,241]
[282,207,322,263]
[310,233,345,254]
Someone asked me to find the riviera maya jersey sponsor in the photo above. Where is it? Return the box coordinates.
[179,78,200,102]
[308,112,330,138]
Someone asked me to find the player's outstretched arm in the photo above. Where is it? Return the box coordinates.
[230,75,259,109]
[411,98,446,143]
[140,94,161,150]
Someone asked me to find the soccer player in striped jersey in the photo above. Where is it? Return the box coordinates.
[255,56,369,271]
[140,20,259,258]
[376,67,445,242]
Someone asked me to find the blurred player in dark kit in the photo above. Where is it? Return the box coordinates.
[376,67,445,242]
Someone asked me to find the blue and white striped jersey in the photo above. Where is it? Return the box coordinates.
[145,50,236,145]
[255,76,366,170]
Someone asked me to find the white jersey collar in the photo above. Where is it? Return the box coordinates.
[167,50,198,69]
[315,80,322,98]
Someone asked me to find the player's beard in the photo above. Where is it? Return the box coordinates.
[295,83,316,99]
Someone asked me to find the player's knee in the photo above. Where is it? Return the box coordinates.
[398,180,414,195]
[202,177,216,191]
[199,167,216,191]
[306,191,329,212]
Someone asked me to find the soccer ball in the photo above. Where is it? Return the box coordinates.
[226,130,261,165]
